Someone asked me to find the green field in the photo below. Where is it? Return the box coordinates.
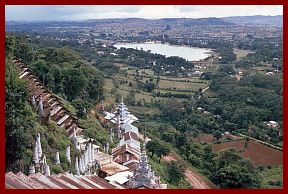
[259,166,283,188]
[158,79,208,92]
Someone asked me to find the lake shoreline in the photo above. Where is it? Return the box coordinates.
[114,41,213,62]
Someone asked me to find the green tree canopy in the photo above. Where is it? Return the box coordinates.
[5,61,34,172]
[167,161,184,184]
[211,149,260,188]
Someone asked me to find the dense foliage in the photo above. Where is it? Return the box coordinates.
[5,34,107,174]
[5,61,34,172]
[211,150,260,188]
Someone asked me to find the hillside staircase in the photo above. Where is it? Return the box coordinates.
[13,59,84,137]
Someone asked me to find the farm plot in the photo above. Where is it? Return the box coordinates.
[212,139,282,166]
[158,79,208,91]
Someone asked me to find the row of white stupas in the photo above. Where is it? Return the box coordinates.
[30,133,100,176]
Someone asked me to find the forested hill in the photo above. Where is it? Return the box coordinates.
[5,34,109,174]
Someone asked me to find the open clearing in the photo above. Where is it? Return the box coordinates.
[158,79,207,91]
[233,48,254,60]
[194,133,282,167]
[195,133,243,143]
[212,139,282,167]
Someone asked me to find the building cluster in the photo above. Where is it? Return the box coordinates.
[104,99,167,189]
[6,59,166,189]
[11,18,281,55]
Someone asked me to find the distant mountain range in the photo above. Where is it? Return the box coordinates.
[83,15,283,27]
[6,15,283,28]
[221,15,283,26]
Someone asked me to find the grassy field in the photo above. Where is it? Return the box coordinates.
[138,68,155,76]
[259,166,283,188]
[233,48,254,60]
[154,89,195,95]
[158,79,208,91]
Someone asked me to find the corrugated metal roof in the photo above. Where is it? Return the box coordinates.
[122,123,139,134]
[5,172,123,189]
[105,171,133,185]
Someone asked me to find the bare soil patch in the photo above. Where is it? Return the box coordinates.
[213,139,282,166]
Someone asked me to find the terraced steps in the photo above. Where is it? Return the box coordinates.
[13,59,84,138]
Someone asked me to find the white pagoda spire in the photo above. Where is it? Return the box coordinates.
[104,99,138,127]
[143,126,147,151]
[109,128,114,143]
[78,157,83,174]
[91,144,95,162]
[38,97,44,116]
[84,149,88,168]
[55,151,60,165]
[75,156,80,175]
[32,95,36,107]
[66,146,71,163]
[88,143,92,165]
[105,142,109,154]
[117,115,122,139]
[28,164,35,175]
[32,142,39,164]
[36,133,42,158]
[44,164,50,176]
[80,157,85,174]
[42,154,50,176]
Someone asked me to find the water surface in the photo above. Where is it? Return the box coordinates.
[114,42,211,61]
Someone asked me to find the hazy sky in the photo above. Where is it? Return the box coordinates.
[6,5,283,21]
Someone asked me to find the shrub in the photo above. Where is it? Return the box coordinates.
[51,165,64,174]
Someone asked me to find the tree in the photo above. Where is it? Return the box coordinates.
[211,163,260,188]
[244,137,250,149]
[5,61,34,172]
[211,149,260,188]
[167,161,184,184]
[15,43,33,64]
[155,142,170,163]
[143,82,155,92]
[213,130,222,142]
[146,139,170,162]
[62,68,88,101]
[5,34,16,56]
[6,35,34,64]
[30,60,50,85]
[72,98,91,119]
[161,132,175,144]
[146,140,158,157]
[218,64,236,75]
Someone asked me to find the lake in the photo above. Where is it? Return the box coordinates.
[114,42,212,61]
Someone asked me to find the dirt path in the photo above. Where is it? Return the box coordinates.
[141,133,215,189]
[138,134,151,142]
[184,169,211,189]
[163,153,215,189]
[237,133,282,151]
[201,86,209,93]
[163,154,177,162]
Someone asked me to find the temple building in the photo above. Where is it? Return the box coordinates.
[127,132,167,189]
[104,98,138,125]
[104,100,167,189]
[7,59,166,189]
[127,150,167,189]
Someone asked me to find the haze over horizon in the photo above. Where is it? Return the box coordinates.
[6,5,283,21]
